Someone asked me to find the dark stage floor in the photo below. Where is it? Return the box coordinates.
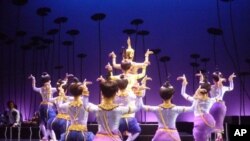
[3,116,250,141]
[0,123,194,141]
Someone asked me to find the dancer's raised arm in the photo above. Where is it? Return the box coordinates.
[196,71,205,84]
[133,49,153,68]
[227,73,236,91]
[28,74,39,92]
[177,74,194,102]
[104,62,120,80]
[109,51,121,69]
[140,75,152,96]
[136,65,147,79]
[144,49,153,64]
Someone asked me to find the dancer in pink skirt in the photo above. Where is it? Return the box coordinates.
[140,76,193,141]
[178,74,217,141]
[209,72,236,141]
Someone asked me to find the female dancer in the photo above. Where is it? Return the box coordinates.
[209,72,236,141]
[106,59,147,92]
[178,75,216,141]
[140,76,193,141]
[105,61,146,141]
[47,74,73,140]
[86,77,143,141]
[114,75,147,141]
[29,72,57,140]
[109,37,153,74]
[60,78,94,141]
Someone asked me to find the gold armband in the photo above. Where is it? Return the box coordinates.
[67,124,87,132]
[56,113,70,120]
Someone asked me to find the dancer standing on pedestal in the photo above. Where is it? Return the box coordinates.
[209,72,236,141]
[109,37,153,74]
[60,77,94,141]
[178,75,216,141]
[29,72,57,140]
[106,58,147,94]
[140,76,193,141]
[47,73,73,140]
[107,37,152,141]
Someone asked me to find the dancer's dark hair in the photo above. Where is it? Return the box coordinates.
[159,81,175,100]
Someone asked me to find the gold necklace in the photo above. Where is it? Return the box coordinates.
[159,103,175,109]
[98,103,118,111]
[69,99,83,107]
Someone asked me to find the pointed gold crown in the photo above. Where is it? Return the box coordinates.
[124,37,135,59]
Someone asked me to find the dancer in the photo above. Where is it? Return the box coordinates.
[109,37,153,74]
[114,75,147,141]
[209,72,236,141]
[105,61,146,141]
[47,74,73,140]
[60,77,94,141]
[86,77,143,141]
[178,75,216,141]
[29,72,57,140]
[106,59,147,91]
[140,76,193,141]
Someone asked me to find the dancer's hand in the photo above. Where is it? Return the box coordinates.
[28,74,34,79]
[105,63,113,71]
[177,74,185,81]
[141,75,152,84]
[65,73,74,78]
[228,73,236,81]
[177,74,188,85]
[80,79,91,95]
[109,51,116,58]
[82,79,92,86]
[195,71,202,77]
[133,84,150,97]
[145,49,154,56]
[96,75,105,82]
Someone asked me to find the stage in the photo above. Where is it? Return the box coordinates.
[0,123,193,141]
[0,116,250,141]
[1,116,250,141]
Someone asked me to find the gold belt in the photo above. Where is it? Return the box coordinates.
[158,128,177,132]
[121,113,134,118]
[40,101,53,105]
[216,100,225,103]
[96,133,120,138]
[56,113,70,120]
[67,124,87,132]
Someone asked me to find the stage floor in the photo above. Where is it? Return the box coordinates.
[1,122,234,141]
[0,123,194,141]
[0,132,194,141]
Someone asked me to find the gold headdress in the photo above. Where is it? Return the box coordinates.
[124,37,135,60]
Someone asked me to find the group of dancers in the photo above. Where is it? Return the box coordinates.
[28,37,236,141]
